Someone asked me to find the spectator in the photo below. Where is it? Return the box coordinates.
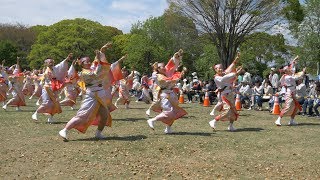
[269,67,279,93]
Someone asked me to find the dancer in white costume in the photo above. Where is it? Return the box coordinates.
[209,53,242,131]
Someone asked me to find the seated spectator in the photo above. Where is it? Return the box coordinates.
[239,81,252,109]
[303,81,317,116]
[252,80,264,111]
[312,81,320,117]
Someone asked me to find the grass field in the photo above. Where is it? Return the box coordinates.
[0,97,320,179]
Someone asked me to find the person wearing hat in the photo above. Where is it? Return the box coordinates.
[269,67,279,94]
[146,49,187,134]
[2,57,26,111]
[275,55,306,126]
[31,53,73,123]
[209,52,242,131]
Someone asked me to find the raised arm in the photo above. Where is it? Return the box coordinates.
[225,52,240,74]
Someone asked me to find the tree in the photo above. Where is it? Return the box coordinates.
[125,11,201,75]
[168,0,282,69]
[28,18,122,69]
[0,23,38,68]
[195,43,219,80]
[240,32,288,76]
[0,40,18,66]
[293,0,320,74]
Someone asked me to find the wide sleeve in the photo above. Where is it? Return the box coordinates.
[54,58,69,81]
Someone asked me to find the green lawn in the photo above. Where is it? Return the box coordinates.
[0,97,319,179]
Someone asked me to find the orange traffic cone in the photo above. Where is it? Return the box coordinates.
[272,94,281,115]
[179,91,185,104]
[235,93,242,111]
[203,91,210,107]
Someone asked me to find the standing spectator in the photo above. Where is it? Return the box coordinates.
[242,68,251,84]
[206,80,216,105]
[182,79,192,103]
[269,67,279,94]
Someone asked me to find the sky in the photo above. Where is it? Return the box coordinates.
[0,0,298,45]
[0,0,168,33]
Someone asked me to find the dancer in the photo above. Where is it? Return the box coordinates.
[209,53,242,131]
[2,57,26,111]
[29,70,42,100]
[137,74,152,104]
[0,60,8,105]
[146,49,187,134]
[146,49,184,117]
[22,71,34,96]
[59,44,126,140]
[275,56,306,126]
[59,60,80,110]
[32,53,72,123]
[114,67,134,109]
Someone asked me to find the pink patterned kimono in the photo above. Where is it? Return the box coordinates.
[153,72,187,126]
[65,61,113,133]
[0,69,8,103]
[5,64,26,107]
[36,59,69,115]
[22,75,34,96]
[279,72,304,118]
[212,73,238,122]
[59,65,80,107]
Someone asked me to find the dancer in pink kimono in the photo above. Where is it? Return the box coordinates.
[114,67,134,109]
[59,61,80,110]
[22,72,34,96]
[59,43,126,140]
[29,70,42,100]
[208,53,242,131]
[0,60,8,105]
[275,56,306,126]
[2,58,26,111]
[145,49,183,117]
[32,53,72,123]
[146,49,187,134]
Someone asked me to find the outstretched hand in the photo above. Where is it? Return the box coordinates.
[95,50,100,62]
[236,66,243,75]
[119,54,128,62]
[234,52,240,64]
[101,42,112,52]
[292,55,299,64]
[67,53,73,61]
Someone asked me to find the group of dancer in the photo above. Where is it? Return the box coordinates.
[0,43,307,140]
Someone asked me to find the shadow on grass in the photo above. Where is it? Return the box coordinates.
[234,127,264,132]
[295,122,320,126]
[238,113,253,117]
[114,118,146,122]
[70,135,147,142]
[168,132,214,136]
